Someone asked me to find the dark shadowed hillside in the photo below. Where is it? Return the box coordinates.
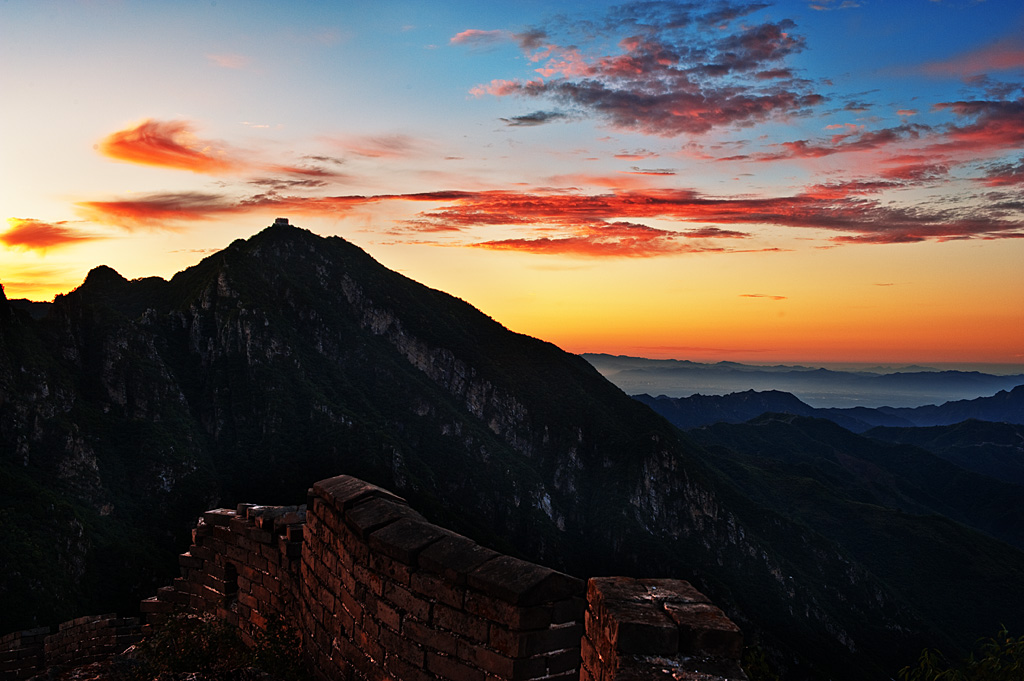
[866,420,1024,485]
[3,224,1023,681]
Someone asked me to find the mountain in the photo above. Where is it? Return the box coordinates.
[866,420,1024,486]
[686,413,1024,654]
[3,224,1024,680]
[637,387,1024,434]
[585,353,1024,408]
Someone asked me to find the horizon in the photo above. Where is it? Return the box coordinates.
[2,0,1023,365]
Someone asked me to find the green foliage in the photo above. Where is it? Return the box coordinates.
[899,628,1024,681]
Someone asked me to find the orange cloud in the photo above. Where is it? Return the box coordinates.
[99,119,348,179]
[740,293,787,300]
[2,218,100,250]
[99,119,239,174]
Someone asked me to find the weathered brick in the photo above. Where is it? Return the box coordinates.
[469,555,583,607]
[384,651,434,681]
[410,570,466,609]
[313,475,407,513]
[663,602,743,659]
[464,592,551,631]
[202,509,236,527]
[418,534,499,585]
[433,603,489,644]
[368,550,414,586]
[489,622,583,657]
[345,495,425,541]
[426,651,486,681]
[383,581,432,621]
[368,516,449,564]
[404,619,459,656]
[378,625,426,667]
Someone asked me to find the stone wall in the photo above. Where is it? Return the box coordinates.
[300,476,585,681]
[0,614,143,680]
[2,474,747,680]
[581,577,746,681]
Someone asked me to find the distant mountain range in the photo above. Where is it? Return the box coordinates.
[584,353,1024,408]
[635,385,1024,433]
[3,224,1024,681]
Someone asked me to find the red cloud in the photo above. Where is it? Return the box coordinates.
[928,98,1024,154]
[472,221,729,257]
[397,186,1024,247]
[2,219,100,250]
[77,193,246,228]
[922,38,1024,76]
[73,179,1024,251]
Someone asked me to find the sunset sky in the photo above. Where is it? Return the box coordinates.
[2,0,1022,366]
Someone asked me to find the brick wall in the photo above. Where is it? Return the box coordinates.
[2,474,748,681]
[581,577,747,681]
[140,503,306,649]
[300,475,585,681]
[0,614,143,681]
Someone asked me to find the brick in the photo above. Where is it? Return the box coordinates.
[418,534,500,585]
[178,552,204,569]
[345,495,425,540]
[385,651,434,681]
[139,597,173,614]
[663,602,743,659]
[368,550,414,586]
[313,475,408,512]
[383,581,432,621]
[202,508,236,526]
[469,555,583,607]
[378,625,426,667]
[426,651,486,681]
[433,603,489,644]
[489,622,583,657]
[410,570,465,609]
[354,563,384,597]
[464,592,551,631]
[637,579,712,605]
[404,619,459,656]
[368,517,449,564]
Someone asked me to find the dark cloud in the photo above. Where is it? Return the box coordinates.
[468,1,823,137]
[500,111,570,126]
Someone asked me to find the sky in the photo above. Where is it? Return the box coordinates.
[2,0,1023,367]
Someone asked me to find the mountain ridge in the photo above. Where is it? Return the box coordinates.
[3,224,1023,680]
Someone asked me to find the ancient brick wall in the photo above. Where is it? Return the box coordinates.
[2,474,748,681]
[0,614,142,680]
[581,577,747,681]
[300,475,586,681]
[140,503,306,649]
